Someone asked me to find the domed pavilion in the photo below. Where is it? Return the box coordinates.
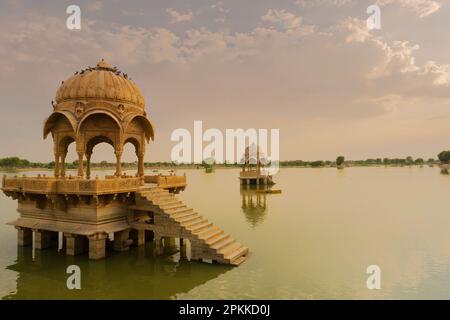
[2,60,247,265]
[44,59,154,178]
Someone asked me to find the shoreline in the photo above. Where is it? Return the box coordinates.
[0,163,436,173]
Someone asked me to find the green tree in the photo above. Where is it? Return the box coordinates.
[438,151,450,163]
[336,156,345,166]
[406,156,414,165]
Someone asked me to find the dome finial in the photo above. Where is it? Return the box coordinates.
[96,59,111,69]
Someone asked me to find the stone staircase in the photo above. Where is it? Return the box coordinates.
[134,187,248,266]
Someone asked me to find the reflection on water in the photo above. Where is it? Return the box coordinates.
[240,186,268,228]
[4,245,230,299]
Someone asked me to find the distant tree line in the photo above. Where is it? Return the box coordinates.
[280,157,435,168]
[0,156,440,170]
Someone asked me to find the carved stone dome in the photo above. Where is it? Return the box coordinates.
[44,59,154,179]
[55,59,145,108]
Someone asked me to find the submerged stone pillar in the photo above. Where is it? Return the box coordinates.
[130,229,145,247]
[64,233,87,256]
[88,233,107,260]
[154,235,163,255]
[190,240,204,261]
[34,229,57,250]
[113,229,131,251]
[164,237,177,251]
[179,238,187,259]
[16,227,32,246]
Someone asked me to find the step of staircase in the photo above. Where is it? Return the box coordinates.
[219,242,243,256]
[190,221,213,233]
[134,189,248,266]
[210,235,234,251]
[176,214,201,224]
[146,194,174,200]
[157,200,184,208]
[226,246,249,262]
[183,217,208,229]
[169,208,195,218]
[231,256,246,266]
[197,226,222,240]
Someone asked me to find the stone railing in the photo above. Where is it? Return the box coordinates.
[239,170,263,178]
[2,175,144,195]
[144,174,187,188]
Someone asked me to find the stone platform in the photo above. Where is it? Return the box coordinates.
[2,175,248,265]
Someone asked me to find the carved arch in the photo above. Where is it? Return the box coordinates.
[43,111,77,139]
[123,114,155,142]
[76,110,123,135]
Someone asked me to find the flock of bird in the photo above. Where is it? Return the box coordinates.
[52,61,133,108]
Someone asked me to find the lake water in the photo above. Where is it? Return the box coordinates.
[1,167,450,299]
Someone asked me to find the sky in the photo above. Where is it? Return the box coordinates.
[1,0,450,163]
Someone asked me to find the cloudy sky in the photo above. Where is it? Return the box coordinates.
[1,0,450,162]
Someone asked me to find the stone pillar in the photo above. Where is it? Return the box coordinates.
[190,240,204,261]
[164,237,176,250]
[61,152,67,178]
[179,238,187,259]
[154,235,163,255]
[54,152,60,178]
[34,229,57,250]
[137,153,145,177]
[16,227,32,246]
[88,233,107,260]
[130,229,145,247]
[77,152,84,178]
[115,150,123,177]
[86,152,92,180]
[114,229,131,252]
[64,233,87,256]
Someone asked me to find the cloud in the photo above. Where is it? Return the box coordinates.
[122,9,145,16]
[342,17,450,87]
[262,9,303,30]
[377,0,442,18]
[87,1,103,12]
[166,8,194,24]
[295,0,353,7]
[261,9,315,35]
[423,61,450,86]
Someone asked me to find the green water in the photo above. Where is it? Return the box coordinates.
[2,167,450,299]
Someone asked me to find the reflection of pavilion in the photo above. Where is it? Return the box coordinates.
[240,186,268,228]
[4,245,230,299]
